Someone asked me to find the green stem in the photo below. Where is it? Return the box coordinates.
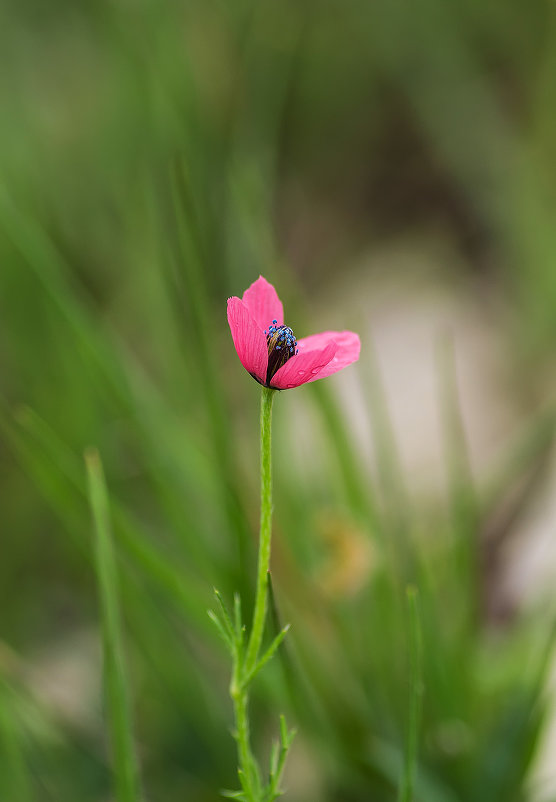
[228,386,275,800]
[245,386,275,675]
[232,686,256,801]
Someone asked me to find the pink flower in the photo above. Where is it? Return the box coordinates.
[227,276,360,390]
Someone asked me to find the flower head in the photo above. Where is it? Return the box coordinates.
[227,276,360,390]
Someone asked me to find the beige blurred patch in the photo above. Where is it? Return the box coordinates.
[25,628,102,733]
[280,733,326,802]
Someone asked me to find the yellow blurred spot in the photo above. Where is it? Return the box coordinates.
[314,513,374,598]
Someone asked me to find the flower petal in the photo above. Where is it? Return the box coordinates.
[297,331,361,382]
[270,340,337,390]
[227,297,268,383]
[296,330,360,383]
[242,276,284,332]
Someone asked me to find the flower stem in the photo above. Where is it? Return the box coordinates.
[245,386,275,675]
[218,386,293,799]
[229,386,275,799]
[231,683,257,800]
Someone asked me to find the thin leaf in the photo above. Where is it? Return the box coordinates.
[234,593,244,643]
[208,610,235,652]
[243,625,291,687]
[0,679,33,802]
[221,789,248,800]
[215,589,236,643]
[85,448,142,802]
[265,715,296,801]
[397,586,423,802]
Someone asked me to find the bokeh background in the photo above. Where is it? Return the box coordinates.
[2,1,556,800]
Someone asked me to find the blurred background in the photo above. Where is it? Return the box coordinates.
[2,0,556,799]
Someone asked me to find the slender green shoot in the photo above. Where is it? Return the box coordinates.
[85,448,142,802]
[397,586,424,802]
[245,386,275,674]
[209,386,294,801]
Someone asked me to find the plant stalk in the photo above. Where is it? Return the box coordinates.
[229,386,275,801]
[245,386,275,674]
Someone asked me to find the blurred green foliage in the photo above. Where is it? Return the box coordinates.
[2,0,556,800]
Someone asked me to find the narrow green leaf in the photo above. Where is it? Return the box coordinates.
[278,714,287,746]
[397,586,423,802]
[85,448,142,802]
[0,679,33,802]
[237,767,250,795]
[436,336,479,626]
[266,573,297,704]
[214,590,236,642]
[221,790,247,800]
[233,593,243,642]
[265,715,295,801]
[310,381,379,527]
[243,625,290,687]
[233,593,246,657]
[1,402,209,633]
[208,610,235,651]
[268,740,280,778]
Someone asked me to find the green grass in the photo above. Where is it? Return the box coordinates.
[2,0,556,800]
[85,448,142,802]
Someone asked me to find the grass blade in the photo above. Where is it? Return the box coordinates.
[310,380,379,529]
[397,586,423,802]
[0,678,33,802]
[85,448,142,802]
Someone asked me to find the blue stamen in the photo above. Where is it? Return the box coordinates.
[265,321,298,385]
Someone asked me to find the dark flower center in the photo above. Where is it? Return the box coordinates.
[264,320,298,385]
